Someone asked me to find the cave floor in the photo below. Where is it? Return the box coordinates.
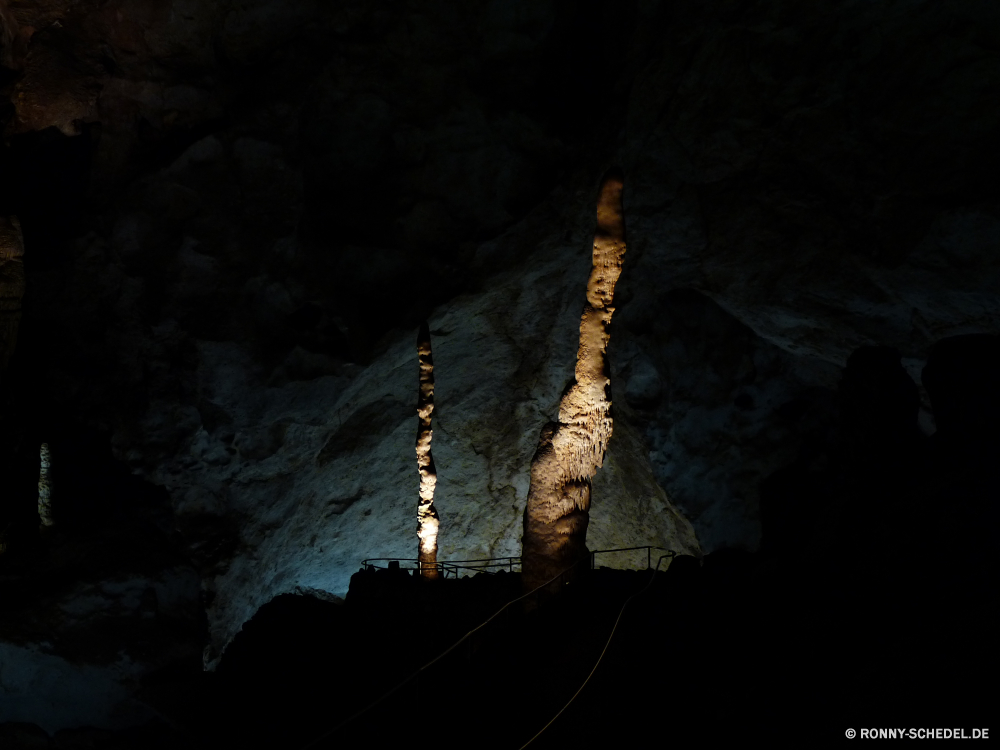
[1,547,992,749]
[127,553,993,749]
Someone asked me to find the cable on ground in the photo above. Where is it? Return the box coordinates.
[298,561,584,750]
[516,555,669,750]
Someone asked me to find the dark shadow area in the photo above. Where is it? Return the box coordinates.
[0,419,203,678]
[135,571,529,749]
[0,415,175,551]
[293,2,639,361]
[745,337,997,737]
[0,127,93,267]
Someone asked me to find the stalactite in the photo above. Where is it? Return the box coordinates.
[416,321,440,579]
[0,215,25,375]
[38,442,54,530]
[521,168,627,592]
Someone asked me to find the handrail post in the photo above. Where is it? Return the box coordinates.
[647,547,651,570]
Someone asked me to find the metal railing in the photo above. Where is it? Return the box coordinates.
[361,545,677,579]
[361,556,521,578]
[590,545,676,571]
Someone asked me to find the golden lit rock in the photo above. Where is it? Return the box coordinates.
[521,168,627,591]
[416,321,440,578]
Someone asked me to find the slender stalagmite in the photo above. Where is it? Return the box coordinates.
[521,168,627,592]
[416,321,440,578]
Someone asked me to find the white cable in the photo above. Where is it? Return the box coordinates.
[298,562,582,750]
[517,556,668,750]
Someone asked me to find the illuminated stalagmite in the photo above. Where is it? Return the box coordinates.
[0,216,25,375]
[416,321,440,578]
[522,168,627,592]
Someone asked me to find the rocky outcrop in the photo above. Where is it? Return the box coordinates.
[123,189,700,666]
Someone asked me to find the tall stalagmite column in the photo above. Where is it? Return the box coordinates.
[521,168,627,592]
[0,216,25,377]
[416,321,440,578]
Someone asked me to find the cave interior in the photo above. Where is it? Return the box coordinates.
[0,1,997,747]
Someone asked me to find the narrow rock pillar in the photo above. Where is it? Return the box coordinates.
[521,168,627,592]
[416,322,440,578]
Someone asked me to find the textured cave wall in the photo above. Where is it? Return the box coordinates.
[0,0,997,677]
[624,0,1000,357]
[0,214,24,374]
[613,0,1000,547]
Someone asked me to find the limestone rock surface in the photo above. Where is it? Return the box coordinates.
[130,194,702,666]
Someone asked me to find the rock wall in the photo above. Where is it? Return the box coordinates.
[140,191,701,666]
[0,215,24,374]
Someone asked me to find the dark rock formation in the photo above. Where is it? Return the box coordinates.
[0,215,24,374]
[0,426,202,736]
